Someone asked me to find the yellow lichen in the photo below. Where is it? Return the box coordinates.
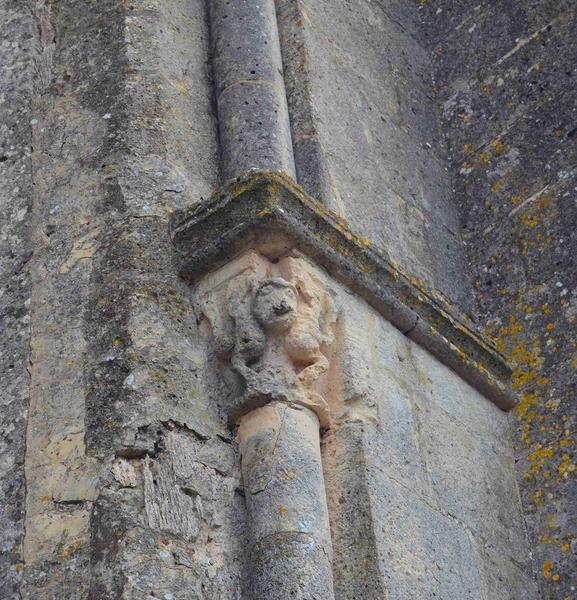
[558,455,576,478]
[491,139,508,155]
[491,179,504,193]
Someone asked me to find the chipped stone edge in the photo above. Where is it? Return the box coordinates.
[171,171,514,411]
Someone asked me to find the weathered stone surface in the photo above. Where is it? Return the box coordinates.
[420,1,577,596]
[210,0,295,180]
[240,405,334,599]
[88,426,246,600]
[368,460,483,599]
[0,2,35,595]
[17,0,240,597]
[325,421,480,600]
[373,311,536,598]
[195,251,336,424]
[173,172,514,411]
[187,245,535,598]
[323,422,388,600]
[321,283,537,599]
[0,1,555,598]
[197,252,337,597]
[277,0,470,308]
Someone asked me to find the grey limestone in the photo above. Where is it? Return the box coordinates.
[276,0,471,308]
[0,0,551,598]
[17,0,238,598]
[210,0,295,180]
[0,1,36,596]
[420,1,577,595]
[322,422,389,600]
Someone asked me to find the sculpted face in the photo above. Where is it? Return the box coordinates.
[253,278,298,333]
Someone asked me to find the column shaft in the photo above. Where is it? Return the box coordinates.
[209,0,296,180]
[238,402,335,599]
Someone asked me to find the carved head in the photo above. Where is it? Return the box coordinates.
[252,278,298,334]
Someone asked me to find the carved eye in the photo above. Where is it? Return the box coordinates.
[259,285,274,295]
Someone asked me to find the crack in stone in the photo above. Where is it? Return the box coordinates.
[250,403,288,495]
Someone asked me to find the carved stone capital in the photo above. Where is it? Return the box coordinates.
[196,252,336,428]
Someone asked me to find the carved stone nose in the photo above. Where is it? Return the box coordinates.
[273,301,291,316]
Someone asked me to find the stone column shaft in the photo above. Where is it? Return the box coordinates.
[209,0,296,181]
[238,402,335,599]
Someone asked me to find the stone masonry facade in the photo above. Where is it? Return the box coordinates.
[0,1,574,599]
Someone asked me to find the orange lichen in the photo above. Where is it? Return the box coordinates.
[559,455,576,478]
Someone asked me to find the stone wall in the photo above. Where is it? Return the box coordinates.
[0,0,556,598]
[323,267,536,599]
[20,0,243,596]
[277,0,471,308]
[182,246,537,599]
[0,0,36,595]
[419,1,577,597]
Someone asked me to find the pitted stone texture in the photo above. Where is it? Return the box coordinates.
[173,172,512,410]
[0,2,35,596]
[210,0,295,180]
[195,253,536,599]
[1,1,548,598]
[22,0,124,588]
[216,82,296,182]
[198,252,336,597]
[90,426,246,600]
[421,1,577,595]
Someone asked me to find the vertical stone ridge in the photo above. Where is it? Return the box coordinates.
[322,422,389,599]
[209,0,296,181]
[276,0,343,215]
[0,2,37,597]
[22,0,227,597]
[24,1,129,595]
